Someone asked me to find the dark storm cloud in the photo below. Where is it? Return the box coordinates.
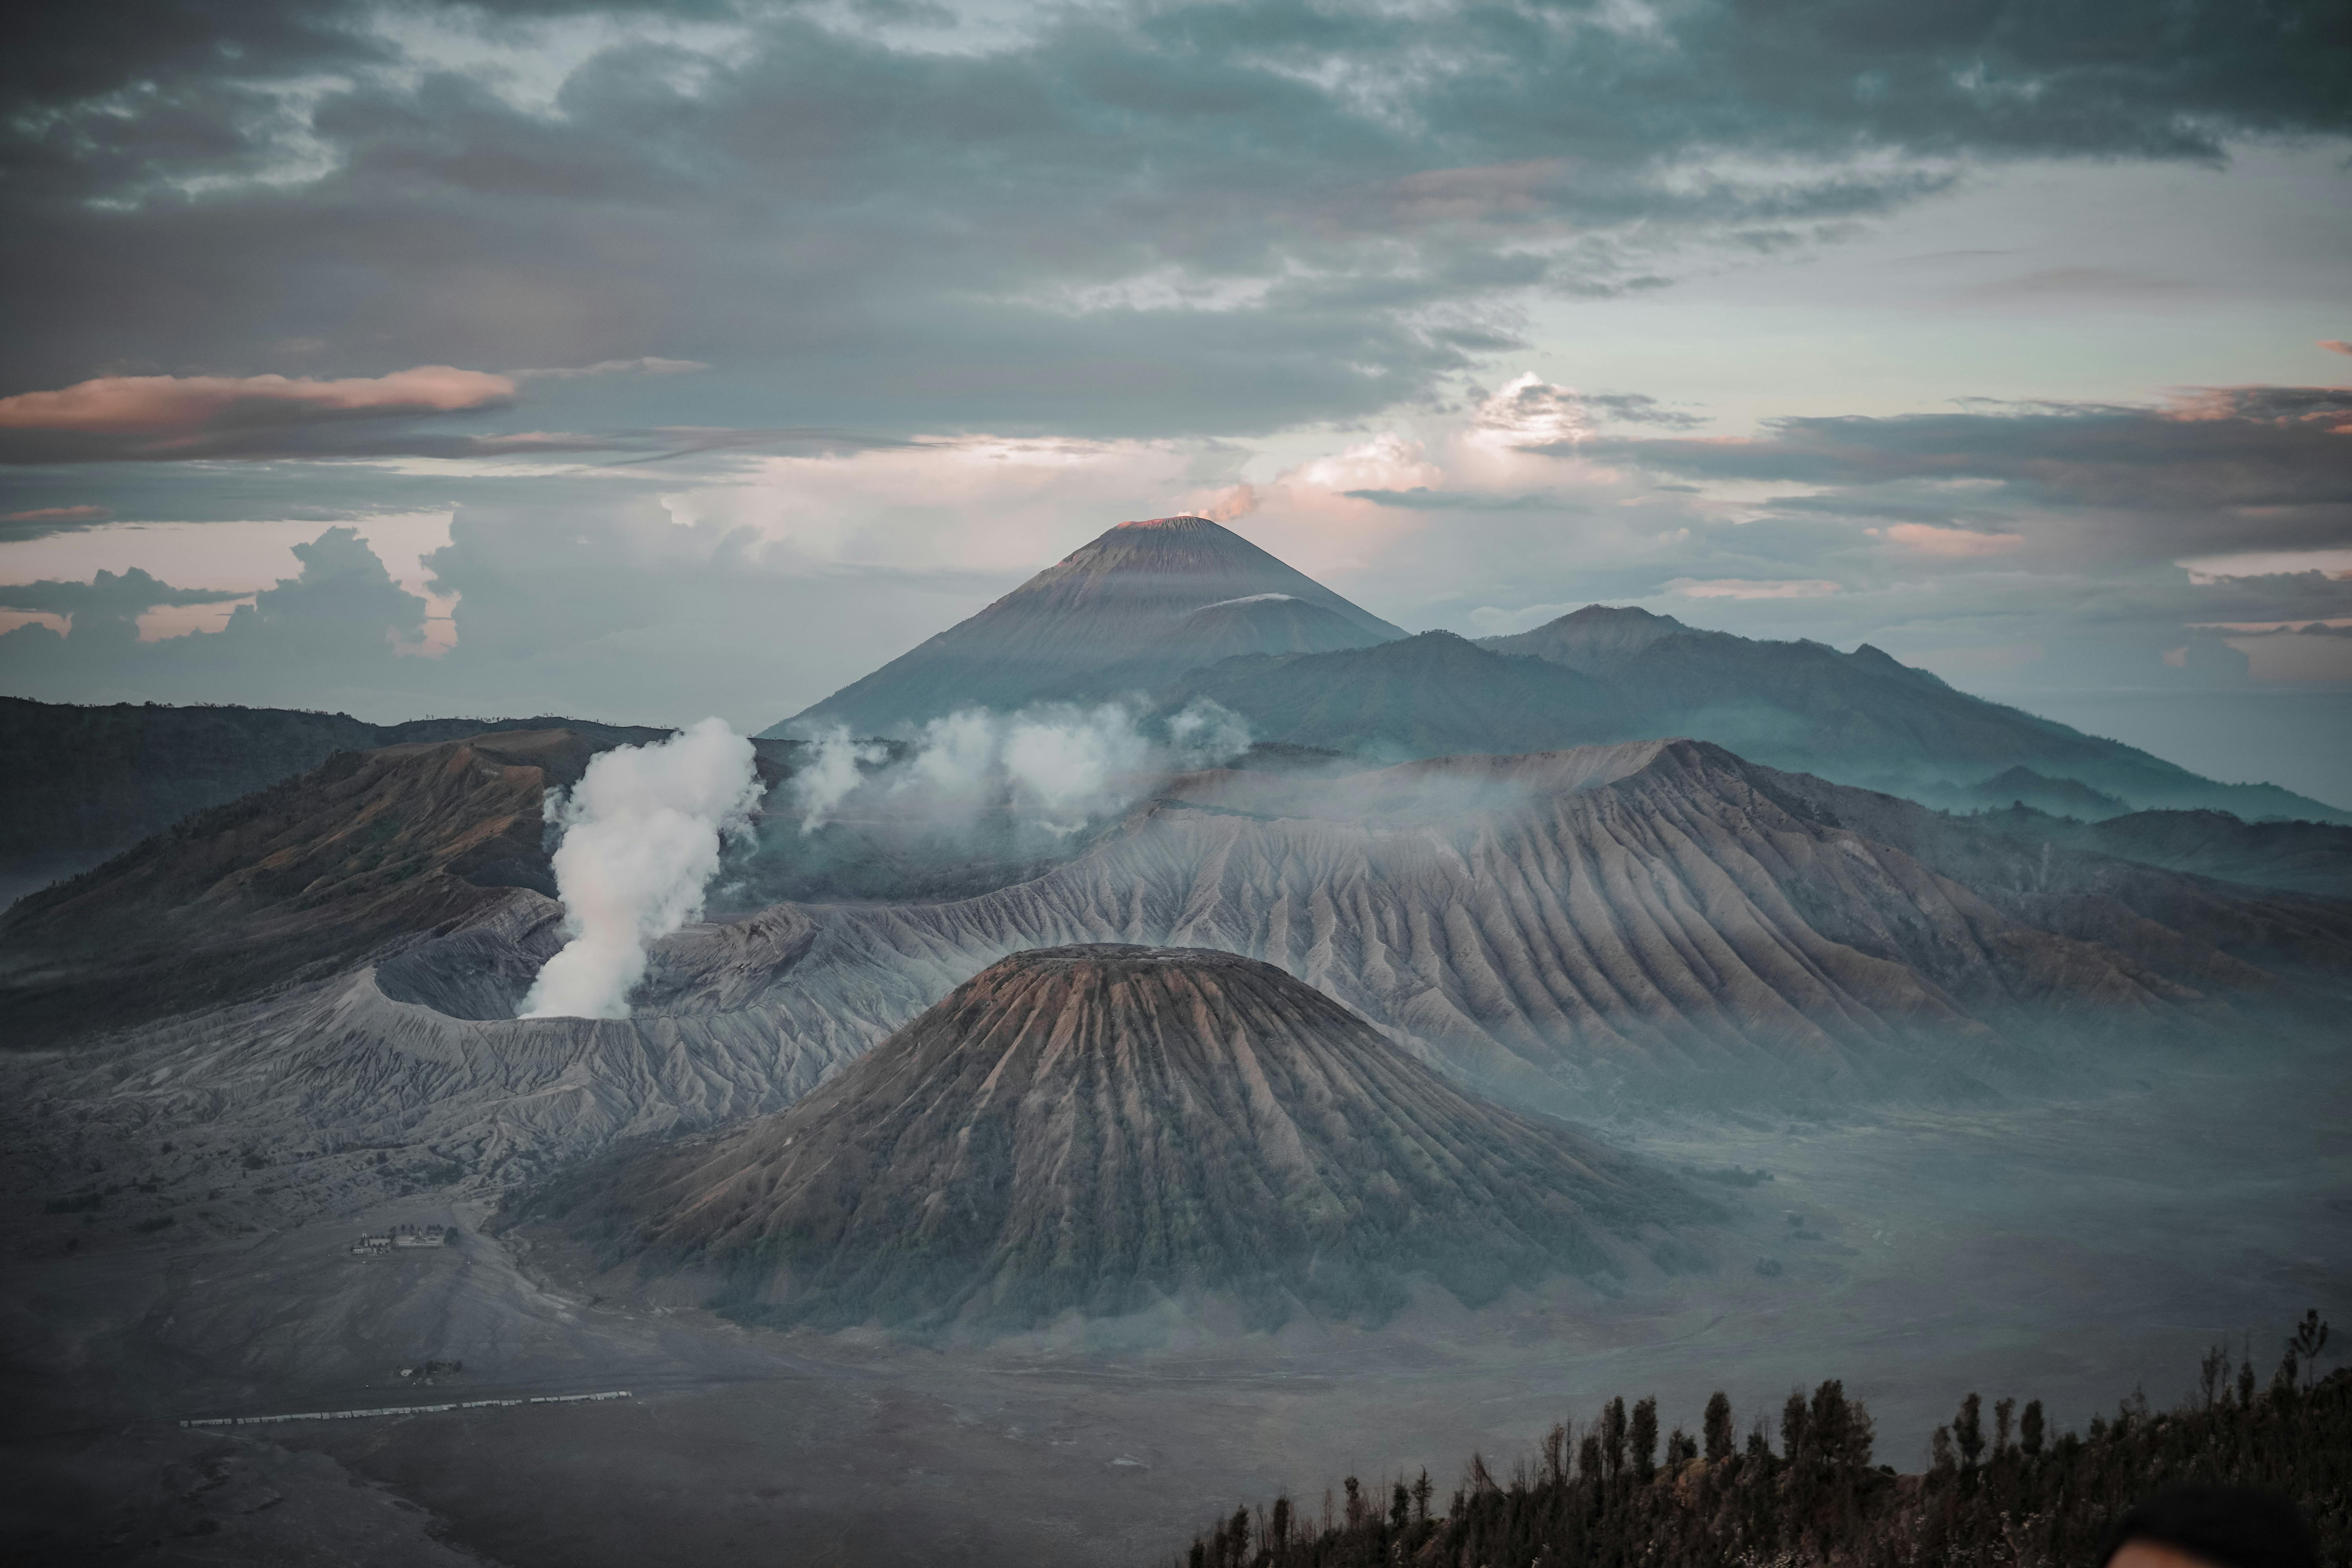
[1575,387,2352,563]
[0,568,247,617]
[4,0,2345,437]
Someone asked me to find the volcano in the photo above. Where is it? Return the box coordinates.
[769,515,1403,735]
[542,944,1710,1333]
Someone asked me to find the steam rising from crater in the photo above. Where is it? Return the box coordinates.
[518,718,762,1020]
[791,698,1252,838]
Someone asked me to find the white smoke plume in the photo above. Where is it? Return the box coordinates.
[518,718,762,1020]
[791,725,889,832]
[794,698,1251,839]
[1165,698,1254,770]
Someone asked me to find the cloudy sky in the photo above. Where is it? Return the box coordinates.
[2,0,2348,802]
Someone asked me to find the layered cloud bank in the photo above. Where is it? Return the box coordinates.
[518,719,761,1021]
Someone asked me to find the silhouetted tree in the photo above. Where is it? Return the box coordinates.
[1955,1392,1985,1469]
[1703,1391,1734,1462]
[1181,1317,2352,1568]
[1781,1389,1808,1460]
[1631,1397,1659,1482]
[2290,1309,2331,1392]
[1541,1422,1568,1485]
[1602,1397,1628,1478]
[2200,1343,2232,1408]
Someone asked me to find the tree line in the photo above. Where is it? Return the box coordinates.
[1180,1310,2343,1567]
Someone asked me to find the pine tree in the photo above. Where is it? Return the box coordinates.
[1781,1389,1809,1461]
[2020,1398,2044,1459]
[1703,1391,1734,1462]
[1602,1397,1628,1478]
[1955,1392,1985,1469]
[1632,1397,1660,1482]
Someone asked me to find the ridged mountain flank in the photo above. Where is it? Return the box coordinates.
[770,516,1404,734]
[1479,606,2345,822]
[538,945,1712,1334]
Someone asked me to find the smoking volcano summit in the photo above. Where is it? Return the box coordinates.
[527,944,1714,1334]
[771,515,1407,735]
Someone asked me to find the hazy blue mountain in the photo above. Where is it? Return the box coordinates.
[1154,630,1623,761]
[1963,804,2352,902]
[1478,605,2345,822]
[768,515,1403,735]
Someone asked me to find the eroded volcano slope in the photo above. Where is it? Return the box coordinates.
[539,946,1712,1332]
[13,739,2348,1216]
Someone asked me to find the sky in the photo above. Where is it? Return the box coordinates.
[2,0,2348,804]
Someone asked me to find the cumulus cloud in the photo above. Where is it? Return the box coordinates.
[519,718,762,1020]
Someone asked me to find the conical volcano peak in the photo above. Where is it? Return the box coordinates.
[778,512,1404,733]
[554,942,1715,1333]
[1112,513,1218,530]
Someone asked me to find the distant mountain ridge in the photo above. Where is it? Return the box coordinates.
[766,519,2340,822]
[1478,605,2343,823]
[0,695,676,907]
[769,515,1404,735]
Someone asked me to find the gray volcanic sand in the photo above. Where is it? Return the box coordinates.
[5,1048,2347,1567]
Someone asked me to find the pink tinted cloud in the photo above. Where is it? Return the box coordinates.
[2,503,110,523]
[1869,522,2025,557]
[0,367,515,435]
[2321,340,2351,357]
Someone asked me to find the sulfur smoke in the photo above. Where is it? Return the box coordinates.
[518,718,762,1020]
[787,698,1250,838]
[791,725,888,832]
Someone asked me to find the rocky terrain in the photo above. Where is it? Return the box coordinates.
[525,946,1716,1333]
[0,730,596,1047]
[8,738,2347,1239]
[0,695,673,905]
[774,515,1403,734]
